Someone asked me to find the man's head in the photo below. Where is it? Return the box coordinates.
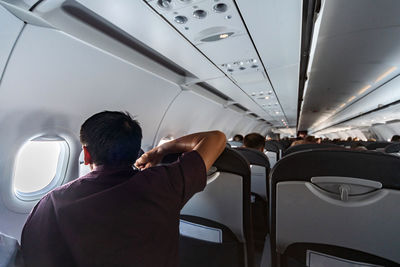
[243,133,265,152]
[80,111,142,167]
[391,135,400,142]
[233,134,244,142]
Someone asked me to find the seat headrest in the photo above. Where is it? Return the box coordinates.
[161,148,250,178]
[366,142,392,150]
[283,143,341,157]
[384,143,400,153]
[271,149,400,190]
[265,141,279,153]
[233,147,270,168]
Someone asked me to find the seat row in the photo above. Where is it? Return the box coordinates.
[173,144,400,267]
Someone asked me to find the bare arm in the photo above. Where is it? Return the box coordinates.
[135,131,226,171]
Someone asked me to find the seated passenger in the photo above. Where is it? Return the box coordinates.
[242,133,265,152]
[290,135,316,146]
[391,135,400,142]
[350,141,367,150]
[21,111,226,267]
[233,134,244,142]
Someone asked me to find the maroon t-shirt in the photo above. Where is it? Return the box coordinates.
[21,151,206,267]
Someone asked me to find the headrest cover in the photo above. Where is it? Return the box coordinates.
[366,142,392,150]
[234,147,270,168]
[271,149,400,190]
[283,143,341,157]
[162,148,250,178]
[384,143,400,153]
[265,142,279,153]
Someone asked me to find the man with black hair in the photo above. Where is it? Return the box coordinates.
[21,111,226,267]
[233,134,244,142]
[391,135,400,142]
[242,133,266,152]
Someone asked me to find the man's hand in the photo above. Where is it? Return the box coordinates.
[135,131,226,171]
[135,147,163,170]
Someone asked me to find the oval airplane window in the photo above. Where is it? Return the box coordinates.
[13,139,69,200]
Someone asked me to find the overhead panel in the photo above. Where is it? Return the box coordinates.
[235,0,302,126]
[299,0,400,132]
[145,0,288,127]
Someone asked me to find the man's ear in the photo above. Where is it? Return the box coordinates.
[82,146,92,165]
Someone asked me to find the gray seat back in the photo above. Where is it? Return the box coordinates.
[233,147,270,200]
[180,148,254,267]
[270,150,400,266]
[0,233,20,267]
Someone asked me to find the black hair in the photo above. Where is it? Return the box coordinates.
[391,135,400,142]
[233,134,244,142]
[243,133,265,149]
[80,111,142,166]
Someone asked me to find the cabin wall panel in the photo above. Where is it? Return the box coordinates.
[0,5,24,81]
[155,90,267,143]
[0,24,181,239]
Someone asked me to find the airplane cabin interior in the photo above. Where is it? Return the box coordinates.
[1,0,400,266]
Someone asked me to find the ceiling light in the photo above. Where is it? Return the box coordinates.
[193,10,207,19]
[375,66,397,83]
[200,31,234,42]
[213,3,228,13]
[174,16,188,24]
[358,85,371,95]
[347,96,356,102]
[158,0,172,9]
[275,111,279,114]
[339,103,346,108]
[265,96,270,99]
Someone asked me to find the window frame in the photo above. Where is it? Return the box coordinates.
[13,137,70,201]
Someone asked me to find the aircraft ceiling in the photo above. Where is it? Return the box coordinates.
[299,0,400,133]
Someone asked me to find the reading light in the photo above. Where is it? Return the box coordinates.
[193,9,207,19]
[174,16,188,24]
[275,111,279,114]
[213,3,228,13]
[219,33,229,39]
[358,85,371,95]
[347,96,356,103]
[375,66,397,83]
[265,96,270,100]
[158,0,172,9]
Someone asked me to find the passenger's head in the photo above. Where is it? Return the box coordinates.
[233,134,244,142]
[391,135,400,142]
[80,111,142,167]
[304,135,316,143]
[243,133,265,152]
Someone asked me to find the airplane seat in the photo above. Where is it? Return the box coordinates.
[227,141,243,148]
[270,141,285,158]
[269,149,400,266]
[265,141,279,167]
[366,142,392,151]
[234,147,270,251]
[384,143,400,154]
[282,143,341,157]
[0,232,23,267]
[163,148,254,267]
